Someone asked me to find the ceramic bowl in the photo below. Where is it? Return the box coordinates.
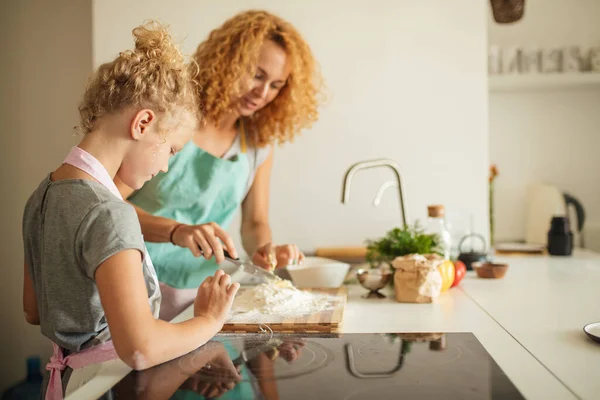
[583,322,600,344]
[472,262,509,279]
[286,257,350,288]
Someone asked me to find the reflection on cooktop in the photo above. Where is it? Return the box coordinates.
[104,332,525,399]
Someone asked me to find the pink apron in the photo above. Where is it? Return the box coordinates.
[45,146,160,399]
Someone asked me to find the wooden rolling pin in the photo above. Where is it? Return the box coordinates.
[315,246,367,260]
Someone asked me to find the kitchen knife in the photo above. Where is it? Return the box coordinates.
[201,249,279,281]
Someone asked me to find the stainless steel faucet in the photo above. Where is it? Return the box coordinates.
[373,181,398,207]
[341,158,407,227]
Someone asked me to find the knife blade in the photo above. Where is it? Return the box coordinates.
[223,250,279,281]
[202,249,279,281]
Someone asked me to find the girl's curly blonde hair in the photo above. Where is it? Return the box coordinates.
[192,10,325,147]
[78,20,199,134]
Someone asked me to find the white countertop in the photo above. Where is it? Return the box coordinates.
[462,250,600,400]
[68,251,600,400]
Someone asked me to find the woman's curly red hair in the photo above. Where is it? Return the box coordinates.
[192,10,325,147]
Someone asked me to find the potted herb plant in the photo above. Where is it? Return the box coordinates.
[365,222,441,269]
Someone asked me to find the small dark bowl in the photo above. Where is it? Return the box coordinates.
[583,322,600,344]
[472,262,509,279]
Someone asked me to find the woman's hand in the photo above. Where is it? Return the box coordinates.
[252,243,304,270]
[171,222,238,264]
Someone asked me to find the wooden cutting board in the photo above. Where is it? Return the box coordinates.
[221,287,347,334]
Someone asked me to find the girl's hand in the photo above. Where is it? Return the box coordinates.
[194,270,239,327]
[179,342,241,398]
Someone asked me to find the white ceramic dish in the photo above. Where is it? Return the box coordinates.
[583,322,600,344]
[286,257,350,288]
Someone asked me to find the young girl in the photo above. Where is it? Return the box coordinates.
[22,21,240,398]
[117,10,325,321]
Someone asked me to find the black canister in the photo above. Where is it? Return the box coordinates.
[547,216,573,256]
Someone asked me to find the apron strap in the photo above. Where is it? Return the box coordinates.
[46,341,118,400]
[239,119,247,154]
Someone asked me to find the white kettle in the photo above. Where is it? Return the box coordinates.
[525,183,586,247]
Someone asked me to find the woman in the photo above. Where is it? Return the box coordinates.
[117,10,324,321]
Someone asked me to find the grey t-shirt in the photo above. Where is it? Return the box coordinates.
[22,175,161,354]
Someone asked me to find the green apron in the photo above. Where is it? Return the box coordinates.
[129,126,250,289]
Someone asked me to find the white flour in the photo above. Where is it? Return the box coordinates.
[228,279,337,323]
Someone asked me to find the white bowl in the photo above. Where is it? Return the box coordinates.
[286,257,350,288]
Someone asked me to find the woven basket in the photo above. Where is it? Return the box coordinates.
[490,0,525,23]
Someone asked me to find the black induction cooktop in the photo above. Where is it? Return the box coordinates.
[103,332,525,399]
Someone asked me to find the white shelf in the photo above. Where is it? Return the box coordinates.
[489,73,600,92]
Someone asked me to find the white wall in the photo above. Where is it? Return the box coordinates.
[0,0,93,391]
[93,0,490,253]
[489,0,600,245]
